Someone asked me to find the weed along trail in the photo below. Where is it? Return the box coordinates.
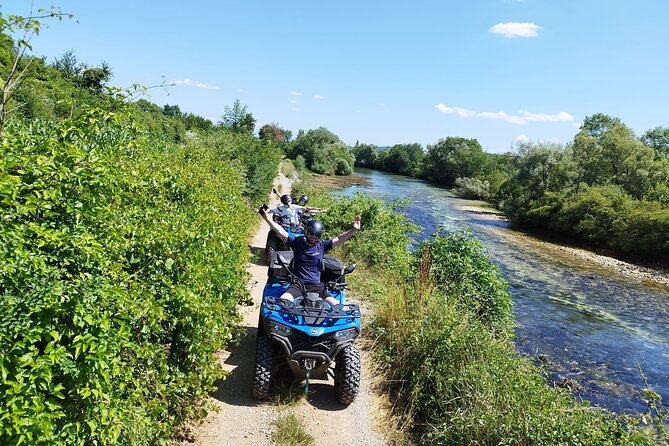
[178,173,387,446]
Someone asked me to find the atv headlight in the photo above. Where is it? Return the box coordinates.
[334,328,358,341]
[269,322,292,337]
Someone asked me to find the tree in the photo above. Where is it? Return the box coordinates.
[351,143,378,168]
[0,6,73,132]
[52,49,78,77]
[162,103,182,118]
[641,126,669,160]
[572,114,655,198]
[258,122,290,143]
[221,99,255,134]
[77,61,112,92]
[286,127,354,175]
[420,137,488,186]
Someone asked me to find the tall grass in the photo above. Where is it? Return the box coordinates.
[359,249,653,445]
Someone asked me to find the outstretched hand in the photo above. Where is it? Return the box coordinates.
[258,204,269,217]
[352,215,361,230]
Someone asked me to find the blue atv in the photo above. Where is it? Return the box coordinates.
[252,251,361,405]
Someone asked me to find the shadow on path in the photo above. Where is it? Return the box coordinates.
[210,325,260,408]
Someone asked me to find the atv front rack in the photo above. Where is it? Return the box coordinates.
[264,296,361,320]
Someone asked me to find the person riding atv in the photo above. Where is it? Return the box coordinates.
[265,191,324,264]
[261,207,359,307]
[255,205,362,403]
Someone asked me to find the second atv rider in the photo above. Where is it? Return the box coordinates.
[260,206,361,308]
[271,190,323,229]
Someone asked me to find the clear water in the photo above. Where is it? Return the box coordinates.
[339,168,669,416]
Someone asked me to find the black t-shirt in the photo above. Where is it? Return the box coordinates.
[287,235,333,284]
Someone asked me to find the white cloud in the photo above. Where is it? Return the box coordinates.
[515,134,530,143]
[435,104,475,117]
[489,22,542,38]
[436,103,574,125]
[478,111,527,124]
[573,122,583,129]
[172,78,218,90]
[289,91,303,96]
[519,110,573,122]
[313,95,325,100]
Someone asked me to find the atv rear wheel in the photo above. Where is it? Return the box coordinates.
[334,344,361,405]
[252,335,274,400]
[265,234,278,266]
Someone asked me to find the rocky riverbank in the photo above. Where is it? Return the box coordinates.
[453,203,669,291]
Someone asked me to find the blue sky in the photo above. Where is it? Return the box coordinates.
[6,0,669,152]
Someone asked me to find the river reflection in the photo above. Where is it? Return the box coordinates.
[339,168,669,416]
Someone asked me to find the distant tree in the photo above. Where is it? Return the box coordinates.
[420,137,488,186]
[221,99,255,134]
[385,143,423,176]
[572,113,655,198]
[641,126,669,159]
[351,143,378,168]
[286,127,354,175]
[258,122,290,143]
[162,104,182,118]
[52,49,78,77]
[77,61,112,92]
[182,112,214,131]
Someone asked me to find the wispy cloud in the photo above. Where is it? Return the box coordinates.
[313,95,325,100]
[489,22,542,38]
[435,103,573,125]
[172,78,218,90]
[435,104,475,118]
[515,134,530,143]
[289,91,303,96]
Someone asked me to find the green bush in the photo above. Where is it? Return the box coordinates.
[453,177,490,200]
[0,104,257,445]
[334,158,352,176]
[415,230,513,333]
[318,193,417,270]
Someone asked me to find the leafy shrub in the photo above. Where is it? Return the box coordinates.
[363,230,651,445]
[415,230,513,333]
[556,184,629,243]
[0,104,257,445]
[318,193,417,270]
[334,158,352,175]
[453,177,490,200]
[293,155,306,172]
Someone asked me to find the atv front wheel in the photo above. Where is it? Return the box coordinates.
[252,335,274,400]
[334,344,361,405]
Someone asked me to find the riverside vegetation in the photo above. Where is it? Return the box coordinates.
[2,6,667,445]
[293,179,667,445]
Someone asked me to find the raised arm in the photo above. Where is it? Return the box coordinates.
[259,205,289,243]
[331,215,361,248]
[304,205,326,214]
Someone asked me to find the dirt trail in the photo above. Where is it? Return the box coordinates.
[178,174,387,446]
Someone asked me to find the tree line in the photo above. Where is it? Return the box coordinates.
[350,116,669,260]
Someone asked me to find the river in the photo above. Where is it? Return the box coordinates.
[339,168,669,417]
